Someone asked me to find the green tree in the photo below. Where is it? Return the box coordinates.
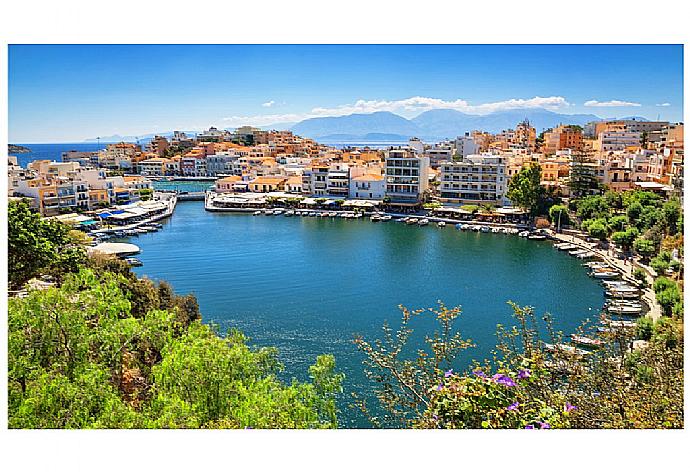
[8,200,86,289]
[583,218,609,240]
[507,163,544,215]
[633,238,656,261]
[8,269,343,429]
[611,227,639,251]
[549,204,569,228]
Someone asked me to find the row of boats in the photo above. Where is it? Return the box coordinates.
[111,223,164,238]
[253,209,365,218]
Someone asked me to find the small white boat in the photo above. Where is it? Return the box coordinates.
[406,218,418,225]
[284,210,295,217]
[480,226,490,233]
[263,209,272,215]
[380,215,392,221]
[491,227,501,233]
[592,270,620,280]
[607,305,642,315]
[418,219,429,226]
[124,257,143,267]
[437,221,446,228]
[606,290,640,299]
[273,209,283,216]
[518,231,530,237]
[605,319,637,329]
[571,334,604,348]
[556,244,579,251]
[329,212,338,217]
[134,228,148,234]
[370,215,381,222]
[528,234,546,240]
[253,210,262,216]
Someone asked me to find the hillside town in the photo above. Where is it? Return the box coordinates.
[8,118,684,217]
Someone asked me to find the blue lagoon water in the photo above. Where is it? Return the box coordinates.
[128,201,604,427]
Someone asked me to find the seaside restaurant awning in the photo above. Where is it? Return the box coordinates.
[51,213,92,225]
[301,198,318,206]
[495,207,528,215]
[342,199,377,208]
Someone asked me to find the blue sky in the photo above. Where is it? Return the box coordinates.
[9,44,684,143]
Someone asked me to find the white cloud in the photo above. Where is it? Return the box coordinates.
[222,95,571,127]
[584,99,641,107]
[261,100,275,108]
[656,102,671,107]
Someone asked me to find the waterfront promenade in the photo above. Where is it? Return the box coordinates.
[549,230,662,321]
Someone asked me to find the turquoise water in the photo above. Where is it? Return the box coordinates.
[152,180,214,193]
[130,201,605,427]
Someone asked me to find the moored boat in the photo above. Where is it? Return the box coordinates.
[437,221,446,228]
[571,334,604,348]
[418,218,429,226]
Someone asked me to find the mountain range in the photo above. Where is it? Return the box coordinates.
[291,109,604,142]
[84,109,655,144]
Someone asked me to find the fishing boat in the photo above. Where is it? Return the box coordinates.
[491,227,501,233]
[253,210,262,216]
[380,215,392,221]
[113,230,126,237]
[591,269,620,279]
[134,228,148,234]
[370,214,381,222]
[328,212,338,217]
[556,243,578,251]
[418,218,429,226]
[437,221,446,228]
[124,229,138,237]
[571,334,604,348]
[528,233,546,240]
[284,210,295,217]
[273,209,283,216]
[124,257,143,267]
[263,209,272,215]
[480,225,490,232]
[518,230,530,237]
[605,319,637,329]
[606,290,640,299]
[406,218,419,225]
[575,251,596,259]
[607,305,643,315]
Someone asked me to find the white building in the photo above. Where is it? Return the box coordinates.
[455,133,480,159]
[438,153,508,205]
[598,131,641,152]
[384,148,430,203]
[349,173,385,200]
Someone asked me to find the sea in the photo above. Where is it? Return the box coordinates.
[125,201,606,427]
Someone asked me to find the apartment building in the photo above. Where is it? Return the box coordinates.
[543,125,584,154]
[384,148,430,203]
[438,154,508,206]
[455,133,480,159]
[597,131,641,152]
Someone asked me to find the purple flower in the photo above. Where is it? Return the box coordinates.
[565,402,577,413]
[473,369,487,378]
[492,374,517,387]
[507,402,519,411]
[524,425,534,429]
[436,384,443,391]
[444,369,454,378]
[517,369,531,379]
[539,422,551,429]
[432,414,438,421]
